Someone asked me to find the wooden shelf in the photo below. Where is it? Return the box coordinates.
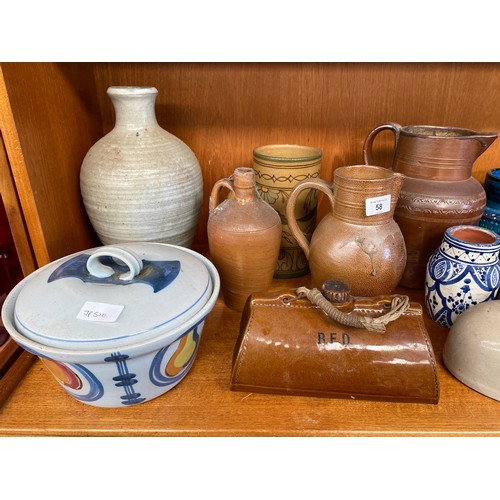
[1,271,499,437]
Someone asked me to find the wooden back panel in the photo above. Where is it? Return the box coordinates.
[93,62,500,244]
[2,62,500,265]
[0,63,103,266]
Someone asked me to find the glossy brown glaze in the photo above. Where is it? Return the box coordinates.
[207,168,281,312]
[363,122,498,289]
[286,165,406,296]
[231,288,439,404]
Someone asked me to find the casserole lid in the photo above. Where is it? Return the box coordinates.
[13,243,213,350]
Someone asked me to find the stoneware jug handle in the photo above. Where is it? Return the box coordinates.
[209,178,235,214]
[363,122,402,166]
[285,178,335,259]
[87,246,144,281]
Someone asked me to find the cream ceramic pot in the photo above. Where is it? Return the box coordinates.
[1,243,220,408]
[443,300,500,402]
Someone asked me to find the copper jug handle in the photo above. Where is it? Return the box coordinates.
[285,178,335,259]
[363,122,402,166]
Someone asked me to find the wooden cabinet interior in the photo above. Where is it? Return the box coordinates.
[0,63,102,270]
[2,62,500,273]
[1,62,500,434]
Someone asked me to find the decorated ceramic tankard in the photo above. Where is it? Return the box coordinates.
[285,165,406,297]
[253,144,322,278]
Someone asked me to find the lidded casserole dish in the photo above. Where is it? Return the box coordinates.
[1,242,220,408]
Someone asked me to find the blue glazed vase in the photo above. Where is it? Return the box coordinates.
[425,225,500,328]
[479,168,500,235]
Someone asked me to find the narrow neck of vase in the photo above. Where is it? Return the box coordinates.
[107,87,159,130]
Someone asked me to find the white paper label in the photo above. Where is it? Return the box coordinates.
[77,301,125,323]
[365,194,391,216]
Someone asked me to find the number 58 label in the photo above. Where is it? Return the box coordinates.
[365,194,391,216]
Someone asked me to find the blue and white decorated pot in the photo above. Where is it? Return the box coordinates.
[1,243,220,408]
[425,225,500,328]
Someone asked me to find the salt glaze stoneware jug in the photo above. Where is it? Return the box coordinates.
[80,86,203,248]
[286,165,406,297]
[425,225,500,328]
[207,167,281,312]
[479,168,500,235]
[363,122,498,289]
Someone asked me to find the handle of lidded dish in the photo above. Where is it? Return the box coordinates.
[86,246,144,281]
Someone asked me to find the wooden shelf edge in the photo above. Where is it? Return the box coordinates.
[0,350,36,408]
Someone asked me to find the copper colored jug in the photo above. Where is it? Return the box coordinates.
[286,165,406,296]
[363,122,498,289]
[208,167,281,312]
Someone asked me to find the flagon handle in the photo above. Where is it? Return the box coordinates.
[285,178,335,259]
[209,168,257,213]
[363,122,402,166]
[209,177,235,214]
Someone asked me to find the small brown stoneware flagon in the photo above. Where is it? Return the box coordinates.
[363,122,498,289]
[207,167,281,312]
[286,165,406,297]
[230,280,439,404]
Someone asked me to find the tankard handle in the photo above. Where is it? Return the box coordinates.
[363,122,402,166]
[285,178,335,259]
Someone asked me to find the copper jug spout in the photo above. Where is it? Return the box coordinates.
[472,131,498,155]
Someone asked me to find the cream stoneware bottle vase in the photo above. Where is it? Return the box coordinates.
[207,167,281,312]
[80,86,203,247]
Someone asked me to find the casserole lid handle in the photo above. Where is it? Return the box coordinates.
[86,246,144,281]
